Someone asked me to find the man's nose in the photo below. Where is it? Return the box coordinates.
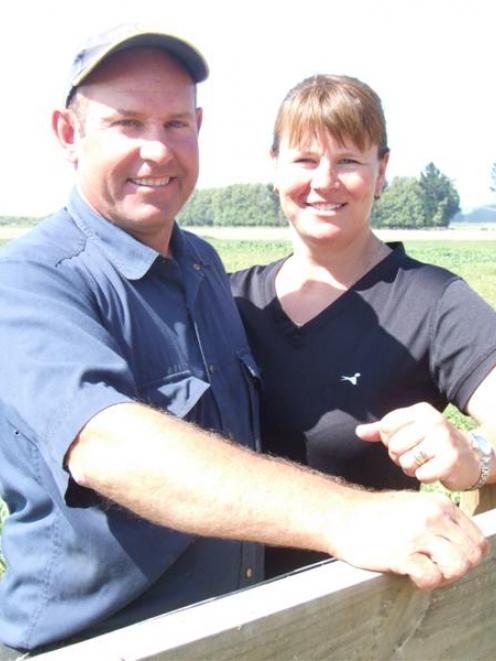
[139,130,173,163]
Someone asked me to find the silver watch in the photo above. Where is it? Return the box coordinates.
[466,432,493,490]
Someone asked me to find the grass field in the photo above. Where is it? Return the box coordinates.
[0,231,495,575]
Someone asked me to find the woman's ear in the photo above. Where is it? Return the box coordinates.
[52,109,80,166]
[375,150,390,198]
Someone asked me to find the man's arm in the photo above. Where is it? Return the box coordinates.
[356,366,496,491]
[67,402,488,590]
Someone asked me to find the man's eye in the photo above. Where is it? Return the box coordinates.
[340,158,360,165]
[167,120,188,129]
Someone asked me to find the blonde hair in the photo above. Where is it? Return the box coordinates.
[272,74,389,158]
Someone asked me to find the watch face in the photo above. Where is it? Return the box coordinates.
[472,433,493,457]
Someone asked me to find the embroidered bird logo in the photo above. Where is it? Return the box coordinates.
[340,373,361,386]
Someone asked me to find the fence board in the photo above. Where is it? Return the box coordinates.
[38,509,496,661]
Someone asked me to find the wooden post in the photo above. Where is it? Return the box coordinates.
[459,483,496,516]
[38,509,496,661]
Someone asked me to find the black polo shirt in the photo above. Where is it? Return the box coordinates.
[231,244,496,576]
[231,244,496,487]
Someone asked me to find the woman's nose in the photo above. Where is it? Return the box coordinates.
[311,162,339,191]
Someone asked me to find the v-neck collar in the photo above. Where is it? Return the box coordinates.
[269,243,405,335]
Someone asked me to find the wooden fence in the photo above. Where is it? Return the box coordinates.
[37,487,496,661]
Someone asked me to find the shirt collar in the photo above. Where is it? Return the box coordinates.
[66,188,160,280]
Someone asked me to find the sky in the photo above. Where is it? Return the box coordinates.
[1,0,494,216]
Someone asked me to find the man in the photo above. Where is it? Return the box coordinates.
[0,24,488,656]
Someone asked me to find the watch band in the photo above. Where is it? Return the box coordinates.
[466,432,493,491]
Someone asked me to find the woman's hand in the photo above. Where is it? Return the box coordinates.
[356,403,490,491]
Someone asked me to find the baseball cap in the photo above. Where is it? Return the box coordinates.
[65,24,209,106]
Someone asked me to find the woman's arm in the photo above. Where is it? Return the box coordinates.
[356,366,496,491]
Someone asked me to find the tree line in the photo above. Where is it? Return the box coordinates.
[372,162,460,228]
[0,215,43,227]
[179,183,285,227]
[1,162,494,229]
[178,162,461,229]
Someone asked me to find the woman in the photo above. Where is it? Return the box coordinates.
[230,75,496,577]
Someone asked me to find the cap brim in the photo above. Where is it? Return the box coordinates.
[71,30,209,89]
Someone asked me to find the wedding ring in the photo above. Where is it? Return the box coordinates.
[414,448,428,467]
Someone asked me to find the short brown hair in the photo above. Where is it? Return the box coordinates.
[271,74,389,158]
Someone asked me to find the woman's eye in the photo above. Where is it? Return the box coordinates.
[340,158,360,165]
[115,119,140,128]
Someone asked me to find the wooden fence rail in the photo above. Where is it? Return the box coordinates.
[39,506,496,661]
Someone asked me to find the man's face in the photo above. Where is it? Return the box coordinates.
[69,48,201,253]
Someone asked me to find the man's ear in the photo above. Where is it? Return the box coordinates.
[195,107,203,133]
[52,109,80,166]
[271,149,280,194]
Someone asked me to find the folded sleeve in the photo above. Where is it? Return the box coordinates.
[0,257,136,490]
[430,278,496,410]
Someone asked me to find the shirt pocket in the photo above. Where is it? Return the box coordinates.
[138,371,210,419]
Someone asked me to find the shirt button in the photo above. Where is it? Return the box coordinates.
[245,567,253,579]
[193,263,202,271]
[208,364,215,374]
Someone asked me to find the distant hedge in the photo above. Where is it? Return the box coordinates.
[0,215,43,227]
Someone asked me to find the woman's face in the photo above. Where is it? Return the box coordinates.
[273,130,388,250]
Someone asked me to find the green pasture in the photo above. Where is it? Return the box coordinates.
[405,241,496,309]
[0,236,495,575]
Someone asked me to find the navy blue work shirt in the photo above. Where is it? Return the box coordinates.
[0,189,263,650]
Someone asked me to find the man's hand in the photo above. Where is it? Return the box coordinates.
[356,403,484,491]
[331,488,489,590]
